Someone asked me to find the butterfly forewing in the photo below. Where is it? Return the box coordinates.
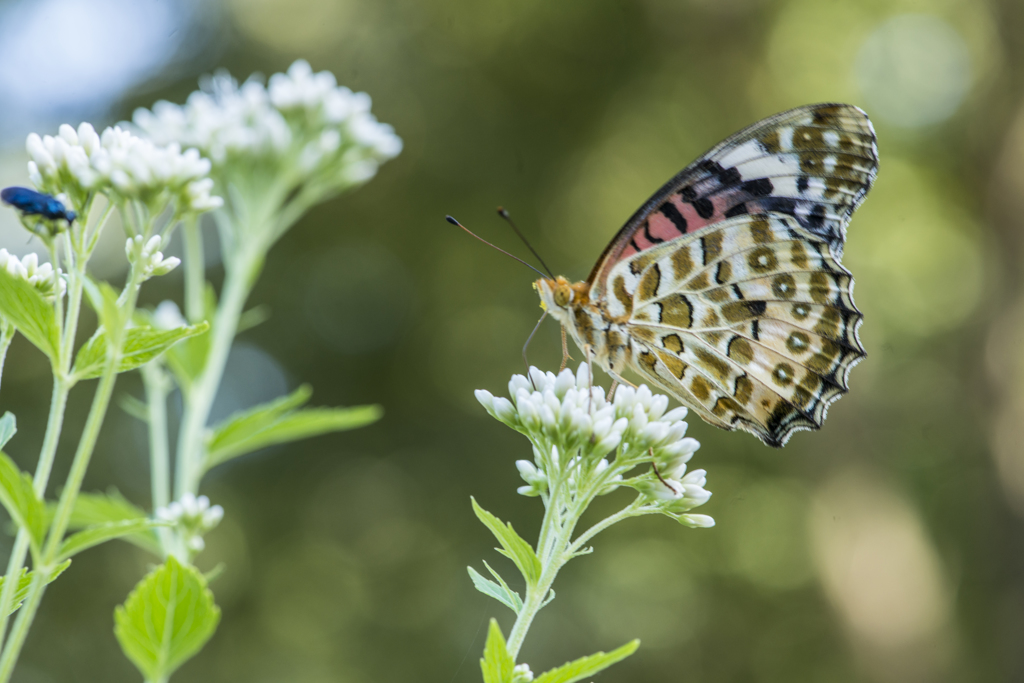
[588,103,878,298]
[613,212,866,446]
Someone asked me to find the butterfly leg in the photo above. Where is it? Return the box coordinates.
[607,380,619,402]
[559,326,573,372]
[650,450,680,495]
[583,344,595,414]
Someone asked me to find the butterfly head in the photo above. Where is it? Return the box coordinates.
[535,276,590,320]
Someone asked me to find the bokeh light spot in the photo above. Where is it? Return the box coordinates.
[844,157,984,337]
[855,14,971,128]
[811,471,952,653]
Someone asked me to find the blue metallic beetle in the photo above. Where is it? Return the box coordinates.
[1,187,77,223]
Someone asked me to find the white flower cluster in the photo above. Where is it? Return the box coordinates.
[0,249,66,300]
[132,60,402,188]
[125,235,180,280]
[476,365,713,527]
[155,493,223,553]
[511,663,534,683]
[27,123,222,214]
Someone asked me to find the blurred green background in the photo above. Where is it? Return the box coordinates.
[1,0,1023,680]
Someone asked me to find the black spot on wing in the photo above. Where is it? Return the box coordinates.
[693,197,714,219]
[718,166,742,186]
[659,201,688,234]
[741,178,774,197]
[797,175,810,193]
[643,221,664,243]
[806,203,827,229]
[724,203,748,218]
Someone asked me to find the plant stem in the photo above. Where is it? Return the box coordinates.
[505,512,574,660]
[182,216,204,324]
[142,364,173,555]
[0,267,142,683]
[174,245,260,499]
[0,379,71,648]
[0,247,85,646]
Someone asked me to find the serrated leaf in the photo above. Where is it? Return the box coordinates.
[204,385,381,471]
[73,322,209,380]
[480,619,514,683]
[62,489,159,555]
[471,498,542,585]
[0,412,15,450]
[114,555,221,682]
[58,518,168,561]
[0,561,71,615]
[533,639,640,683]
[0,266,60,361]
[468,565,522,614]
[0,451,46,555]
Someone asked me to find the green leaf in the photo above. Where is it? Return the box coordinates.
[480,619,514,683]
[62,489,159,555]
[471,497,542,585]
[165,282,216,388]
[66,489,147,527]
[58,518,169,561]
[204,385,381,471]
[237,305,270,333]
[73,322,209,380]
[0,412,15,450]
[82,277,122,333]
[468,563,522,614]
[533,640,640,683]
[0,266,60,361]
[0,561,71,615]
[0,451,46,555]
[114,555,221,682]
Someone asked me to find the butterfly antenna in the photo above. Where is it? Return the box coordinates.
[523,310,547,375]
[445,216,549,279]
[496,207,555,279]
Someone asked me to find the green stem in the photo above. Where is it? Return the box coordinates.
[0,378,70,648]
[182,216,204,324]
[174,245,261,499]
[142,364,172,555]
[0,268,142,682]
[0,249,84,646]
[505,513,574,660]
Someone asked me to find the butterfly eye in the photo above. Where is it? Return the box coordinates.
[553,284,573,307]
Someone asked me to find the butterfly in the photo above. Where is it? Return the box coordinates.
[536,103,878,447]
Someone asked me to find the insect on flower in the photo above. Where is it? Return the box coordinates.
[1,186,77,224]
[452,103,878,448]
[534,104,878,447]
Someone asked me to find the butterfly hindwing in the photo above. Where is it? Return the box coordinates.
[614,212,865,446]
[588,103,877,298]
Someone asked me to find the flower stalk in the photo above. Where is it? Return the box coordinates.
[472,365,714,677]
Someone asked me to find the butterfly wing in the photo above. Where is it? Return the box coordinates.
[587,103,877,299]
[605,212,865,447]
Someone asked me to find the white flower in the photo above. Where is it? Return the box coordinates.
[132,59,401,195]
[511,663,534,683]
[127,235,180,279]
[0,249,66,300]
[26,122,221,215]
[155,492,224,556]
[478,364,712,524]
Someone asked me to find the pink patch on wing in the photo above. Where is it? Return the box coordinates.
[616,190,748,261]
